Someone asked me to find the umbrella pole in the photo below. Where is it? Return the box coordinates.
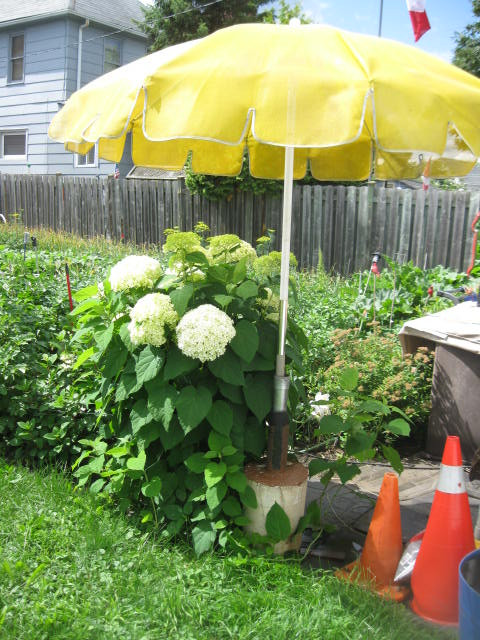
[268,146,294,471]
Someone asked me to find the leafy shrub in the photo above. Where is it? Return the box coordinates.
[321,328,434,436]
[0,244,104,462]
[69,233,305,555]
[308,366,411,482]
[185,155,283,201]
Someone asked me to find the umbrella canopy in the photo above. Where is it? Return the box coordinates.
[49,23,480,470]
[49,23,480,181]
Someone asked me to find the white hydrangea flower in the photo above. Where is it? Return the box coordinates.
[207,235,256,265]
[176,304,236,362]
[109,255,162,292]
[128,293,178,347]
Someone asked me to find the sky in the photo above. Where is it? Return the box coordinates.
[298,0,474,62]
[139,0,476,63]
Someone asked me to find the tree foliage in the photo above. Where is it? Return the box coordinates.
[141,0,271,51]
[453,0,480,78]
[263,0,312,25]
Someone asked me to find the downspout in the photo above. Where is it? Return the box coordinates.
[76,18,89,90]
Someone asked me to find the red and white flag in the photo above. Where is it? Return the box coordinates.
[406,0,431,42]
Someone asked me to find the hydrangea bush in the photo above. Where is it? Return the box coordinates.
[70,231,306,555]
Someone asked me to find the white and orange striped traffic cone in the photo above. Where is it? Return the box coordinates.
[411,436,475,625]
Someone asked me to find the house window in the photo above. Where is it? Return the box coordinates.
[104,39,121,73]
[0,130,27,158]
[75,145,97,167]
[9,34,24,83]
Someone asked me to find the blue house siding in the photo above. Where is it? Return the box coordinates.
[0,20,67,174]
[0,12,147,177]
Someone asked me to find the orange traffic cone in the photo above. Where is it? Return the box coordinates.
[336,472,409,601]
[411,435,475,625]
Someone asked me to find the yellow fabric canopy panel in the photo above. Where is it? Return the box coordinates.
[49,23,480,180]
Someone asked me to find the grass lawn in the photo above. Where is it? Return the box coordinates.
[0,461,456,640]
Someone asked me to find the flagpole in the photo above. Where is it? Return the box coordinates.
[378,0,383,37]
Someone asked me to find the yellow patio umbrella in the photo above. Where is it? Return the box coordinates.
[49,22,480,469]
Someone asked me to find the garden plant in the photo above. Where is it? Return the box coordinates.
[0,221,470,638]
[1,221,478,554]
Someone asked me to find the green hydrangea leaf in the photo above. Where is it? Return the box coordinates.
[235,281,258,300]
[135,346,165,386]
[176,385,212,434]
[192,521,216,556]
[244,417,267,458]
[164,346,198,381]
[243,373,272,423]
[157,417,184,451]
[102,336,128,379]
[204,462,227,488]
[130,398,153,435]
[222,496,242,517]
[226,471,247,493]
[208,349,245,386]
[169,283,194,316]
[230,320,259,363]
[257,322,277,361]
[218,380,243,404]
[146,381,178,430]
[239,485,258,509]
[207,400,233,436]
[265,502,291,542]
[185,452,209,473]
[206,481,227,510]
[126,450,146,471]
[141,476,162,498]
[208,431,231,454]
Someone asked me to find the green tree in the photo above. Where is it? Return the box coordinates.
[263,0,312,24]
[453,0,480,78]
[141,0,271,51]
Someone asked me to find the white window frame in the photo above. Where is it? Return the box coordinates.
[0,129,28,160]
[103,38,122,73]
[75,144,98,168]
[8,32,25,84]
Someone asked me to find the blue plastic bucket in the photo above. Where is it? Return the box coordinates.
[459,549,480,639]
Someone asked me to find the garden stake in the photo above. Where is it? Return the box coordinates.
[65,263,74,311]
[31,236,39,274]
[23,230,29,261]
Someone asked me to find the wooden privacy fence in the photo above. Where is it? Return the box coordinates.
[1,173,479,274]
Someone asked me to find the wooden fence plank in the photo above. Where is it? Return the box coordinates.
[332,186,345,273]
[433,190,452,267]
[355,187,369,271]
[411,189,426,267]
[398,189,412,264]
[450,191,468,271]
[373,186,386,257]
[323,186,335,271]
